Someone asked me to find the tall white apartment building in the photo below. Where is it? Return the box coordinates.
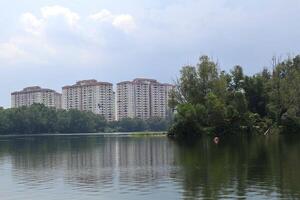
[116,81,135,119]
[150,82,174,118]
[117,78,174,120]
[11,86,62,109]
[62,80,115,121]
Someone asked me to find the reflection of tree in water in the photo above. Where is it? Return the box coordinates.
[6,136,105,188]
[0,135,299,199]
[277,135,300,199]
[175,135,300,199]
[117,138,177,190]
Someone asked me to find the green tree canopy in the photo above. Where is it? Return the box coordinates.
[169,55,300,139]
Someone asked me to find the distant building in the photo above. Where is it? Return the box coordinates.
[116,81,135,119]
[11,86,62,109]
[117,78,174,120]
[62,80,115,121]
[150,82,174,119]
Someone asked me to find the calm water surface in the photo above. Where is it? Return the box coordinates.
[0,134,299,200]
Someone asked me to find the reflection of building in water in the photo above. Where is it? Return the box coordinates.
[63,137,117,187]
[9,136,177,190]
[116,138,177,188]
[117,138,175,167]
[64,137,177,189]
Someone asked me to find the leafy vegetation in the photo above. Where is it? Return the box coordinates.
[168,55,300,139]
[0,104,169,134]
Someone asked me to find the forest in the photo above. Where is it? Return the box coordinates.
[0,104,169,134]
[168,55,300,139]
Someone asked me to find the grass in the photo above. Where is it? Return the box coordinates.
[128,131,167,137]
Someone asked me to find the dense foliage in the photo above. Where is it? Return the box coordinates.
[168,55,300,139]
[0,104,169,134]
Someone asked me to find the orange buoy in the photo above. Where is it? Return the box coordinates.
[213,137,219,144]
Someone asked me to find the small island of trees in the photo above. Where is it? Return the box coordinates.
[168,55,300,140]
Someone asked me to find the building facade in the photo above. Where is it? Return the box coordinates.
[117,78,173,120]
[62,80,115,121]
[11,86,62,109]
[116,81,135,119]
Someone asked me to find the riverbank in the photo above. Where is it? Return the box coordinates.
[0,131,167,138]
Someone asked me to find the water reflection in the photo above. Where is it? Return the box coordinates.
[175,135,300,199]
[0,134,299,199]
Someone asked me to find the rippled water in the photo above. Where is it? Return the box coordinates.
[0,134,299,200]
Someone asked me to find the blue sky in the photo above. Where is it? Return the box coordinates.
[1,0,300,107]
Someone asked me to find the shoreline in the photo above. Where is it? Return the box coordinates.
[0,131,167,137]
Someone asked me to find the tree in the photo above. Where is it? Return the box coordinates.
[267,56,300,132]
[169,54,300,139]
[230,65,244,91]
[146,117,169,131]
[0,104,108,134]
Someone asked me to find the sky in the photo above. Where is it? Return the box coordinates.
[1,0,300,107]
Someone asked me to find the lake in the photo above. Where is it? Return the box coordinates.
[0,133,299,199]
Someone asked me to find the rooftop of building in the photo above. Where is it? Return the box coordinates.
[117,78,174,87]
[62,79,113,89]
[117,81,133,85]
[162,83,175,86]
[133,78,158,83]
[11,86,61,95]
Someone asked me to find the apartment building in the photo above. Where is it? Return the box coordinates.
[116,81,135,119]
[117,78,174,120]
[62,80,115,121]
[11,86,62,109]
[150,82,174,119]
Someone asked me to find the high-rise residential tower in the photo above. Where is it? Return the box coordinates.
[11,86,62,109]
[117,78,173,120]
[116,81,135,119]
[62,80,115,121]
[150,82,174,119]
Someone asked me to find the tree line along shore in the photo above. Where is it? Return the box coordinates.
[0,104,170,134]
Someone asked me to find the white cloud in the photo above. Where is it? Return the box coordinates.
[41,5,80,27]
[0,5,88,67]
[112,14,136,33]
[89,9,113,22]
[19,5,81,37]
[89,10,136,33]
[0,42,26,61]
[0,37,50,65]
[20,12,43,35]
